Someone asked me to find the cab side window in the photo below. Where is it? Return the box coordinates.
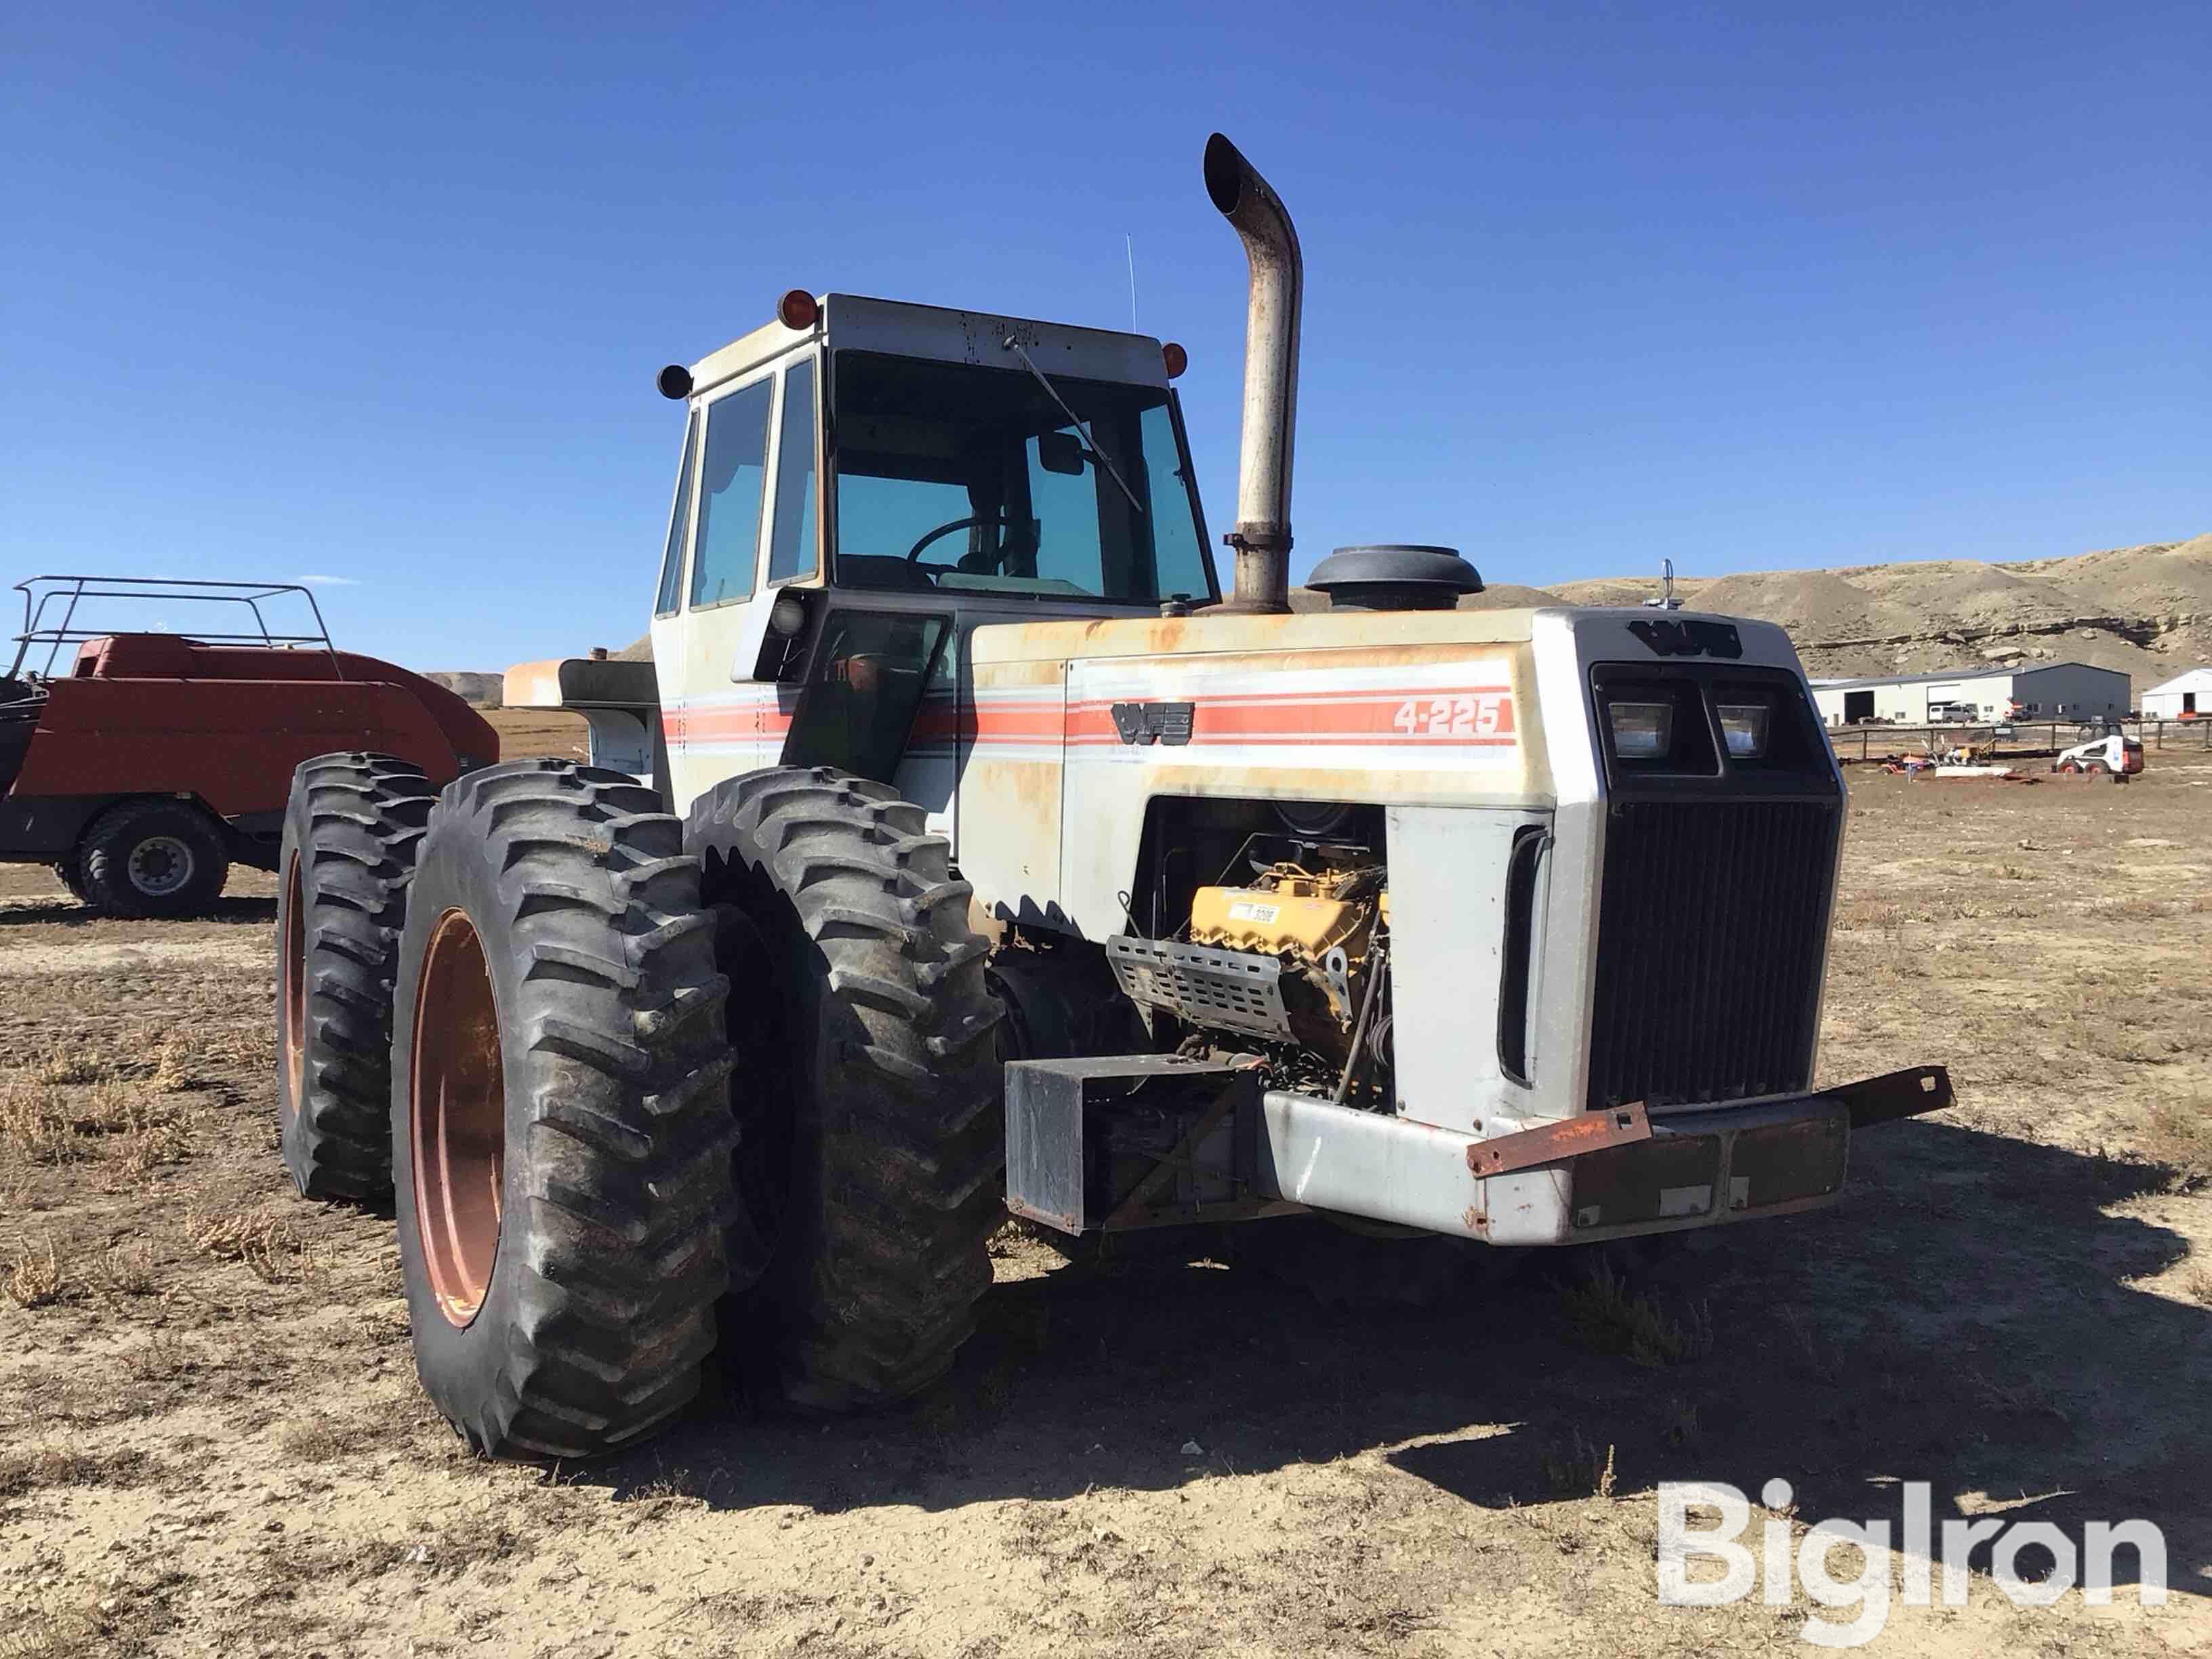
[691,379,774,609]
[654,413,699,617]
[766,359,819,585]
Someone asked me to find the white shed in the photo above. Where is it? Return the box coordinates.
[1810,662,2131,727]
[2141,668,2212,720]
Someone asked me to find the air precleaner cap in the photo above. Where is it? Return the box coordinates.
[1307,545,1483,611]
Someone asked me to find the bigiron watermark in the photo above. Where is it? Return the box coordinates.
[1656,1479,2168,1647]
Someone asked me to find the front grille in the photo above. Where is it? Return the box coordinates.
[1586,799,1839,1110]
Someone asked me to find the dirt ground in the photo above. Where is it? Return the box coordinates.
[3,726,2209,1656]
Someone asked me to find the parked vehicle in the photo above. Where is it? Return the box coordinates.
[0,577,497,916]
[274,133,1952,1460]
[2053,732,2143,779]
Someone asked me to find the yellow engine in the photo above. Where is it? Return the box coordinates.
[1187,861,1388,1042]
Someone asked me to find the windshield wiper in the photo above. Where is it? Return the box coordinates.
[1000,336,1145,517]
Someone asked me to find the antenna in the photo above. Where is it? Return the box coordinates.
[1126,234,1137,330]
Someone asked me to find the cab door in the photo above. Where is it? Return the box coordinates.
[649,353,820,815]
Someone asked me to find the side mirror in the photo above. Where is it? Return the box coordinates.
[730,588,815,683]
[1036,430,1086,476]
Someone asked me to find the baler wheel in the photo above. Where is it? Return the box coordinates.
[390,760,735,1458]
[77,798,230,918]
[687,767,1004,1412]
[275,752,436,1201]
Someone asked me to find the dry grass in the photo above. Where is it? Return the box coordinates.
[1660,1396,1701,1446]
[30,1036,205,1091]
[2182,1261,2212,1307]
[0,1592,107,1659]
[1559,1260,1714,1368]
[1778,1305,1845,1382]
[2142,1095,2212,1189]
[32,1050,116,1087]
[118,1328,203,1385]
[1541,1429,1617,1499]
[0,1076,203,1182]
[184,1206,308,1283]
[276,1413,386,1463]
[0,1084,96,1167]
[87,1241,160,1300]
[0,1444,155,1501]
[5,1236,62,1309]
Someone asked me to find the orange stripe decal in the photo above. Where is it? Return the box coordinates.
[664,689,1517,752]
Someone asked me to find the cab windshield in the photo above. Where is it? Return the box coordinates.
[830,351,1212,605]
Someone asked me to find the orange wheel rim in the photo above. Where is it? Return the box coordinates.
[410,909,505,1327]
[281,853,307,1120]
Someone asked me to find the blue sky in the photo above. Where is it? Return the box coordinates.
[6,1,2206,670]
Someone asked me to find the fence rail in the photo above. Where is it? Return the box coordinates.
[1828,718,2212,766]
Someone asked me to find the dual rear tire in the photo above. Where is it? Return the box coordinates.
[276,754,436,1200]
[389,760,737,1456]
[277,756,1004,1458]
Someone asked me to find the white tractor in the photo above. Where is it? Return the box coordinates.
[273,135,1950,1458]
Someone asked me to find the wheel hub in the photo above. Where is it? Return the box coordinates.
[410,909,506,1327]
[129,834,194,897]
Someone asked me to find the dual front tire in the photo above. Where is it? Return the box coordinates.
[687,767,1004,1411]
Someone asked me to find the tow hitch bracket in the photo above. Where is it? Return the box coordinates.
[1465,1101,1652,1179]
[1828,1065,1953,1128]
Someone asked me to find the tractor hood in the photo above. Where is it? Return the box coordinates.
[966,605,1546,668]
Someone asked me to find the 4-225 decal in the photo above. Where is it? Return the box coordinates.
[1390,694,1508,737]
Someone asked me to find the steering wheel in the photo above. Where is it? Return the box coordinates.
[904,513,1012,565]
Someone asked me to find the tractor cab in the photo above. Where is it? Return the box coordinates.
[510,294,1214,825]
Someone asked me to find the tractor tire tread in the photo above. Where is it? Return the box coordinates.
[398,762,733,1458]
[687,766,1004,1412]
[281,752,438,1201]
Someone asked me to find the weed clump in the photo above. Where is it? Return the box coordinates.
[1559,1260,1713,1368]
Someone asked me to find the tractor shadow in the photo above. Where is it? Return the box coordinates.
[0,895,275,928]
[592,1120,2209,1593]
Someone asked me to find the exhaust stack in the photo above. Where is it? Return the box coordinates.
[1204,133,1302,615]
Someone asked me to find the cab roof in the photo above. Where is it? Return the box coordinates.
[684,294,1172,403]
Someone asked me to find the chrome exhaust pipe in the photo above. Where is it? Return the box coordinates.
[1203,132,1302,615]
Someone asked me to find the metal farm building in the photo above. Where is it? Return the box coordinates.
[1810,662,2131,726]
[2141,668,2212,720]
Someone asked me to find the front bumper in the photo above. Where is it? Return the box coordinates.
[1251,1066,1952,1246]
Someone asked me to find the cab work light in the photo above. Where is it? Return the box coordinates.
[1608,701,1673,760]
[1717,700,1772,758]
